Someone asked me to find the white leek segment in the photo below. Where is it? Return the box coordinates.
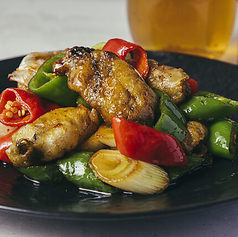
[79,125,116,151]
[89,150,169,195]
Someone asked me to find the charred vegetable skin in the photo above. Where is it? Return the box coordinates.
[28,54,79,107]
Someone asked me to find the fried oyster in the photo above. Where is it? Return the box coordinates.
[56,46,158,126]
[6,105,99,167]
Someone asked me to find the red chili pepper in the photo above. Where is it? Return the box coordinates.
[0,88,60,127]
[103,38,149,79]
[0,128,19,163]
[112,117,188,166]
[187,78,198,95]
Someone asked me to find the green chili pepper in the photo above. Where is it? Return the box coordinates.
[57,151,118,193]
[18,163,66,183]
[207,119,238,160]
[77,97,90,109]
[166,156,205,182]
[179,91,238,122]
[28,54,79,107]
[153,89,187,143]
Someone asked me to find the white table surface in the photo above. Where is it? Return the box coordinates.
[0,1,238,236]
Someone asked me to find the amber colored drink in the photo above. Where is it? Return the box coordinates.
[127,0,236,58]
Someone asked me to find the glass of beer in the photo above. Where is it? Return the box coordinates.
[127,0,237,59]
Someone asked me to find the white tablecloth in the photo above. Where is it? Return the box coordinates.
[0,1,238,237]
[1,0,237,64]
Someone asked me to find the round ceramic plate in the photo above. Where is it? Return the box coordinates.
[0,52,238,220]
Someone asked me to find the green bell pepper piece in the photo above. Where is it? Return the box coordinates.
[18,163,66,183]
[77,97,90,109]
[207,119,238,160]
[57,151,118,193]
[166,156,205,182]
[154,89,187,143]
[179,91,238,122]
[28,54,79,107]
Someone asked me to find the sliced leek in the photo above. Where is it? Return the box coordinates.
[79,124,116,151]
[89,150,169,195]
[96,125,116,148]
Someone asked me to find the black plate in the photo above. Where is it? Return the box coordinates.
[0,52,238,220]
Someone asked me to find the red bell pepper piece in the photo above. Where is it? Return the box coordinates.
[0,128,19,163]
[187,78,198,95]
[112,117,188,166]
[103,38,149,79]
[0,88,60,127]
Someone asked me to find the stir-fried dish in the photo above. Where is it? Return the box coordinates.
[0,38,237,195]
